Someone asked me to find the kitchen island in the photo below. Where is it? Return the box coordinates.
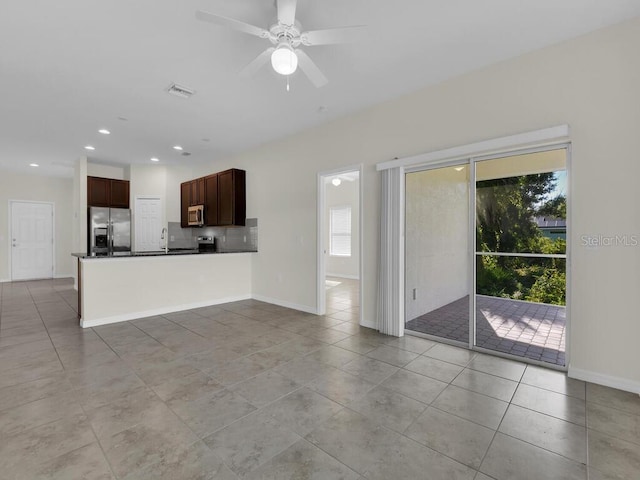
[73,250,254,328]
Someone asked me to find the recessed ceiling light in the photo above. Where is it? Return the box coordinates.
[29,163,39,167]
[173,145,183,151]
[454,166,465,171]
[150,157,159,162]
[84,145,95,151]
[98,129,111,135]
[332,178,342,186]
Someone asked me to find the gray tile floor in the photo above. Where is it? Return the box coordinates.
[1,278,639,479]
[406,295,566,366]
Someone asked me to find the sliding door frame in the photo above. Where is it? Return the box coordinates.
[469,143,572,370]
[404,142,571,371]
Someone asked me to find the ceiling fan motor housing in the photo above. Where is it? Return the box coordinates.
[269,20,303,47]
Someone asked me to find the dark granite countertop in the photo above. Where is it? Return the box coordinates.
[71,249,256,259]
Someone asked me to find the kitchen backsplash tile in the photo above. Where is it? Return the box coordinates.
[167,222,196,249]
[168,219,258,253]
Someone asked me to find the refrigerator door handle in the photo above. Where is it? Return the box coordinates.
[109,220,114,254]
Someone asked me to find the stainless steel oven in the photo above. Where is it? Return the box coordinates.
[188,205,204,226]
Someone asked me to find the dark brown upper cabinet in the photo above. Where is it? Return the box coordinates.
[204,174,219,226]
[217,169,246,226]
[192,177,205,206]
[180,182,190,227]
[110,179,130,208]
[180,168,246,227]
[88,176,130,209]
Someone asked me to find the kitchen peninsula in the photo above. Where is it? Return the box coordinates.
[73,250,254,328]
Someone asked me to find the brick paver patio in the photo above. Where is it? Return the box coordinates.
[405,295,566,366]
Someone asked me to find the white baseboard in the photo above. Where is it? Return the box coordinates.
[568,366,640,394]
[54,274,73,279]
[251,294,318,315]
[80,294,252,328]
[1,275,73,283]
[326,273,360,280]
[360,318,377,330]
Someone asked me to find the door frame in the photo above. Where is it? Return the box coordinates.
[8,200,56,281]
[317,164,363,325]
[134,195,163,252]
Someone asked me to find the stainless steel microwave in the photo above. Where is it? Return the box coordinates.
[188,205,204,226]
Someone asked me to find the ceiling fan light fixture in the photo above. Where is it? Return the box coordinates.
[271,44,298,75]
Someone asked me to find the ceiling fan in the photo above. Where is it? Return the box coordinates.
[195,0,365,88]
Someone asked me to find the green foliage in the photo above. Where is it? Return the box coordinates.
[475,171,566,306]
[537,195,567,219]
[527,269,566,305]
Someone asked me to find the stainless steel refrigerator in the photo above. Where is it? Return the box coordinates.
[88,207,131,255]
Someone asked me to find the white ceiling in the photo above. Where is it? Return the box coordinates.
[1,0,639,178]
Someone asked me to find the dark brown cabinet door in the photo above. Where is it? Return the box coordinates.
[87,176,110,207]
[110,179,130,208]
[180,182,190,227]
[88,176,130,208]
[189,180,197,206]
[204,174,218,226]
[196,177,206,205]
[218,169,246,226]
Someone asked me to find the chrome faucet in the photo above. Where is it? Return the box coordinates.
[161,227,168,254]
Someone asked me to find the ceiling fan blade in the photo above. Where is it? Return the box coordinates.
[301,25,367,46]
[239,48,275,77]
[295,49,328,88]
[277,0,297,26]
[195,10,270,38]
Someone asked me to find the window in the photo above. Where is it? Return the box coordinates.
[330,206,351,256]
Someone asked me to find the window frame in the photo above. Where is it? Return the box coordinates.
[329,205,352,257]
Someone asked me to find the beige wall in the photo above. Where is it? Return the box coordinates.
[0,170,74,280]
[195,18,640,390]
[405,167,469,321]
[325,177,360,279]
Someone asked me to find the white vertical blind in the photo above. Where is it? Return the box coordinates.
[377,167,404,336]
[330,206,351,256]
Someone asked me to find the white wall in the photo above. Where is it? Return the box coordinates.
[127,164,193,249]
[325,177,360,279]
[80,253,252,327]
[87,162,127,180]
[0,170,74,281]
[405,167,469,321]
[195,17,640,390]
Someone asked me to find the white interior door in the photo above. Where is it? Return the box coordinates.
[11,202,54,281]
[135,197,162,252]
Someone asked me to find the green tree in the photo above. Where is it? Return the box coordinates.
[476,172,566,305]
[537,194,566,219]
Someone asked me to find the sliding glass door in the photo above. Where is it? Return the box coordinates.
[404,164,470,344]
[404,147,569,367]
[474,149,567,366]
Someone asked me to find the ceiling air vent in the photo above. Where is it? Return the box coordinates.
[181,152,192,157]
[166,83,195,99]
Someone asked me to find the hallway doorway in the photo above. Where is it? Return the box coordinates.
[317,167,362,324]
